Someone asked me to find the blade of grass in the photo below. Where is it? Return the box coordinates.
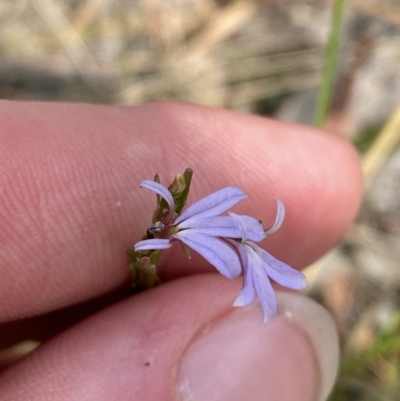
[362,103,400,188]
[313,0,347,127]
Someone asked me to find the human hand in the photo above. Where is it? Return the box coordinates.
[0,102,362,400]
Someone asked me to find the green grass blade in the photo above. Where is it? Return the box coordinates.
[313,0,347,127]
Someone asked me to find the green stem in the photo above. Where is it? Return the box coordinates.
[313,0,347,127]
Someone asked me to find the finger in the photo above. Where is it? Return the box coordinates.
[0,275,338,401]
[0,102,362,320]
[0,285,129,349]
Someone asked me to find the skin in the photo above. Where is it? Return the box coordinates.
[0,101,363,400]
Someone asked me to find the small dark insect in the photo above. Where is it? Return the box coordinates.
[147,221,165,235]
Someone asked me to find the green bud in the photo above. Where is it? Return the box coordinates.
[169,173,186,195]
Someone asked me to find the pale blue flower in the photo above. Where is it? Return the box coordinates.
[134,179,307,322]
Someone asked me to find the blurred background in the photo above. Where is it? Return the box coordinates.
[1,0,400,399]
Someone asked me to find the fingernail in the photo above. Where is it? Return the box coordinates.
[176,292,338,401]
[277,292,339,401]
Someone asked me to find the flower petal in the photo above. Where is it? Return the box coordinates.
[174,186,246,225]
[237,216,266,242]
[229,242,255,307]
[252,243,307,290]
[134,238,172,251]
[229,212,248,242]
[178,215,265,242]
[174,231,241,279]
[247,247,277,322]
[140,180,175,221]
[264,198,285,234]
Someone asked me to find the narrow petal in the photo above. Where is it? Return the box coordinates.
[174,231,241,279]
[229,212,248,242]
[134,238,172,251]
[140,180,175,220]
[252,243,307,290]
[248,247,277,322]
[178,215,265,242]
[229,242,255,307]
[174,186,246,225]
[237,215,266,242]
[264,198,285,234]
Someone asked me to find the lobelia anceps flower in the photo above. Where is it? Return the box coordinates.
[134,180,265,280]
[227,201,307,323]
[131,172,308,323]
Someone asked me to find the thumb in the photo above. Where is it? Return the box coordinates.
[0,275,338,401]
